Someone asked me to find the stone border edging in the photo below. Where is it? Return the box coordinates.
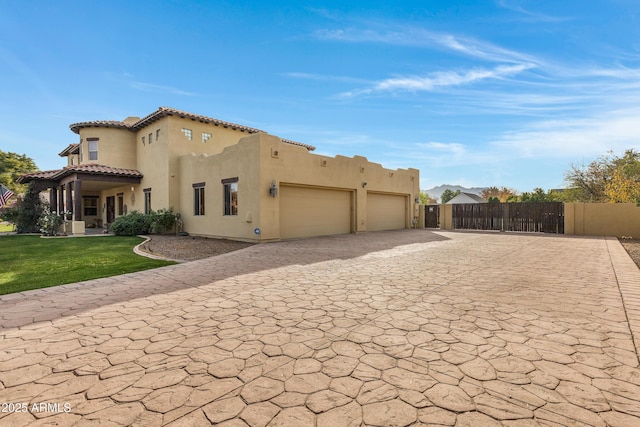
[133,235,186,263]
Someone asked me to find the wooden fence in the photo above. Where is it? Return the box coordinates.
[451,202,564,233]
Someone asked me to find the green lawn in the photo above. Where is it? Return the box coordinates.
[0,235,175,295]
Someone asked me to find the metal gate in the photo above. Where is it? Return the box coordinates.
[452,202,564,233]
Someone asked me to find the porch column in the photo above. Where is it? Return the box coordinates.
[73,180,82,221]
[66,182,73,218]
[50,187,58,213]
[58,185,65,214]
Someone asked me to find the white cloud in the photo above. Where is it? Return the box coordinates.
[416,142,467,155]
[281,72,371,85]
[130,81,197,97]
[491,109,640,159]
[314,26,538,64]
[495,0,570,22]
[341,63,535,97]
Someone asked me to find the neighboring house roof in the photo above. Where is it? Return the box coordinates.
[58,143,80,157]
[446,192,487,204]
[17,164,143,184]
[69,106,316,151]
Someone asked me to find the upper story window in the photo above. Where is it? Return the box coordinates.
[156,129,160,141]
[202,132,212,143]
[149,132,153,144]
[142,136,145,146]
[88,138,98,161]
[181,128,192,140]
[222,178,238,216]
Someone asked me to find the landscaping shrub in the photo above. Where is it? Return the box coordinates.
[110,211,150,235]
[0,183,45,233]
[110,209,176,235]
[148,209,176,234]
[38,208,64,236]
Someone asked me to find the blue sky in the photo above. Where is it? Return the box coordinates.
[1,1,639,193]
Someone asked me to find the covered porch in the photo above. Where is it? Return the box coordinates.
[18,165,142,234]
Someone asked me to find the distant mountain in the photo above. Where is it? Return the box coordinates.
[424,184,487,202]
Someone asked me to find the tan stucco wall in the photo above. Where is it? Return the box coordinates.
[66,153,79,166]
[565,202,640,237]
[179,133,419,241]
[133,119,170,212]
[131,116,264,215]
[178,135,262,241]
[77,128,137,170]
[439,204,453,230]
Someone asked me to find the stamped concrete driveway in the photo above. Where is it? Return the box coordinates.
[1,230,640,426]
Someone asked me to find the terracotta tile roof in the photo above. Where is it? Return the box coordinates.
[58,143,80,157]
[133,106,264,134]
[69,120,131,134]
[60,164,143,178]
[17,164,143,184]
[281,138,315,150]
[68,107,316,151]
[16,169,60,183]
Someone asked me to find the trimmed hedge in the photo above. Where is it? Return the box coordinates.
[110,209,176,236]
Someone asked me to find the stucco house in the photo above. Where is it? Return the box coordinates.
[18,107,420,241]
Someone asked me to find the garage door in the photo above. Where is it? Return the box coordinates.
[280,185,352,239]
[367,192,407,231]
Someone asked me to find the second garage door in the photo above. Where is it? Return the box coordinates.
[367,192,407,231]
[280,185,352,239]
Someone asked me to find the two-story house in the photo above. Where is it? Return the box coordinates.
[18,107,420,241]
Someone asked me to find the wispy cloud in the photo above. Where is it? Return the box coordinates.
[129,81,198,97]
[416,142,467,156]
[495,0,571,23]
[314,26,538,64]
[491,108,640,158]
[104,71,198,96]
[281,72,371,85]
[340,63,535,97]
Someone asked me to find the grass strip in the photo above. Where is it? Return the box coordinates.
[0,235,174,295]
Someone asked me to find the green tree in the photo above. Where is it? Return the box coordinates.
[509,188,564,203]
[440,189,460,204]
[480,186,518,202]
[565,149,640,203]
[516,188,557,202]
[564,152,615,202]
[0,182,45,233]
[0,150,39,194]
[605,150,640,203]
[418,190,433,204]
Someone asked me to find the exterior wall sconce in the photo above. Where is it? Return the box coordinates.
[269,180,278,198]
[415,196,420,204]
[362,182,367,188]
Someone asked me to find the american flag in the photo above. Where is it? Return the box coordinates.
[0,184,15,208]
